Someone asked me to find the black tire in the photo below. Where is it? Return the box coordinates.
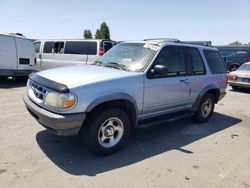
[194,93,215,123]
[229,65,239,72]
[82,108,130,155]
[15,76,28,82]
[232,86,240,90]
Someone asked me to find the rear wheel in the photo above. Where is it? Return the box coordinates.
[194,93,215,123]
[229,65,239,72]
[82,108,130,155]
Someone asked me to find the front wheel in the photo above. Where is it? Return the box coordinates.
[82,108,130,155]
[194,93,215,123]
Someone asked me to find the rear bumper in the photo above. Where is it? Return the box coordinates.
[23,94,86,136]
[228,81,250,89]
[219,91,226,101]
[0,69,35,76]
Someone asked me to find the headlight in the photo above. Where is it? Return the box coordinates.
[45,92,76,109]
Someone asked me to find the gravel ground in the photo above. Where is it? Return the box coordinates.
[0,79,250,188]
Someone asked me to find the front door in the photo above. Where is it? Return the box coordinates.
[143,46,191,117]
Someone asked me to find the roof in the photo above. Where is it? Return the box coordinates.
[121,39,216,50]
[35,39,116,42]
[0,32,26,38]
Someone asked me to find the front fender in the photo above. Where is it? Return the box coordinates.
[85,93,139,116]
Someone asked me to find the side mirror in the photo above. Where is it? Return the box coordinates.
[149,64,168,77]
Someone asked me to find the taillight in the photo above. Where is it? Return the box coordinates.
[228,75,237,81]
[99,47,104,56]
[247,58,250,62]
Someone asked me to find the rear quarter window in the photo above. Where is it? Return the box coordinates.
[64,41,97,55]
[204,50,227,74]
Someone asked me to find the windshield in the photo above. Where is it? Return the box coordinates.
[238,63,250,71]
[98,43,159,72]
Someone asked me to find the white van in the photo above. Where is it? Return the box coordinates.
[33,39,117,70]
[0,33,35,77]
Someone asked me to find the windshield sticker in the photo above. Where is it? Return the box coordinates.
[143,44,160,51]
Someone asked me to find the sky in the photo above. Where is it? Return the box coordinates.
[0,0,249,45]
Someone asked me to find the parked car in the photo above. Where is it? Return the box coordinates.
[216,45,250,72]
[33,39,117,70]
[24,39,227,155]
[0,33,35,77]
[228,62,250,90]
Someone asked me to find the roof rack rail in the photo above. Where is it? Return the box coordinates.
[143,38,180,43]
[180,41,212,47]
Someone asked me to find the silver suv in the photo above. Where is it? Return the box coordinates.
[24,39,228,155]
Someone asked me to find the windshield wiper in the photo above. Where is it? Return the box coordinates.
[104,62,129,71]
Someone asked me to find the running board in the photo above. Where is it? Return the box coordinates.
[137,111,194,129]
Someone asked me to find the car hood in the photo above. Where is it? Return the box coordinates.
[36,65,140,87]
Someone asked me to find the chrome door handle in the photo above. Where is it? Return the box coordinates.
[180,79,189,84]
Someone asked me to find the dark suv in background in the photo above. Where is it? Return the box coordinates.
[216,45,250,71]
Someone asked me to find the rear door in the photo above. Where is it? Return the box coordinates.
[33,41,42,70]
[103,41,113,53]
[0,35,17,70]
[15,37,34,70]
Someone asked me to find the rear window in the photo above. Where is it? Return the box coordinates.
[64,41,97,55]
[238,63,250,71]
[204,50,227,74]
[43,42,54,53]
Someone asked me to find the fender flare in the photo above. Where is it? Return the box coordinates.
[85,93,139,117]
[191,84,220,111]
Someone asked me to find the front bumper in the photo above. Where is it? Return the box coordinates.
[23,94,86,136]
[228,81,250,89]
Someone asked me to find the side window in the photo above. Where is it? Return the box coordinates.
[220,50,236,58]
[204,50,227,74]
[53,42,64,53]
[103,42,113,53]
[236,50,247,58]
[184,47,205,75]
[43,42,54,53]
[88,42,97,55]
[154,46,186,76]
[33,42,41,53]
[64,41,97,55]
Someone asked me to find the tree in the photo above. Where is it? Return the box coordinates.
[95,29,101,39]
[229,41,242,45]
[99,22,110,40]
[94,22,111,39]
[83,29,93,39]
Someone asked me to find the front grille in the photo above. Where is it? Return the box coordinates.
[30,81,47,101]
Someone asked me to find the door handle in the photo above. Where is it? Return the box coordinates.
[180,79,189,84]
